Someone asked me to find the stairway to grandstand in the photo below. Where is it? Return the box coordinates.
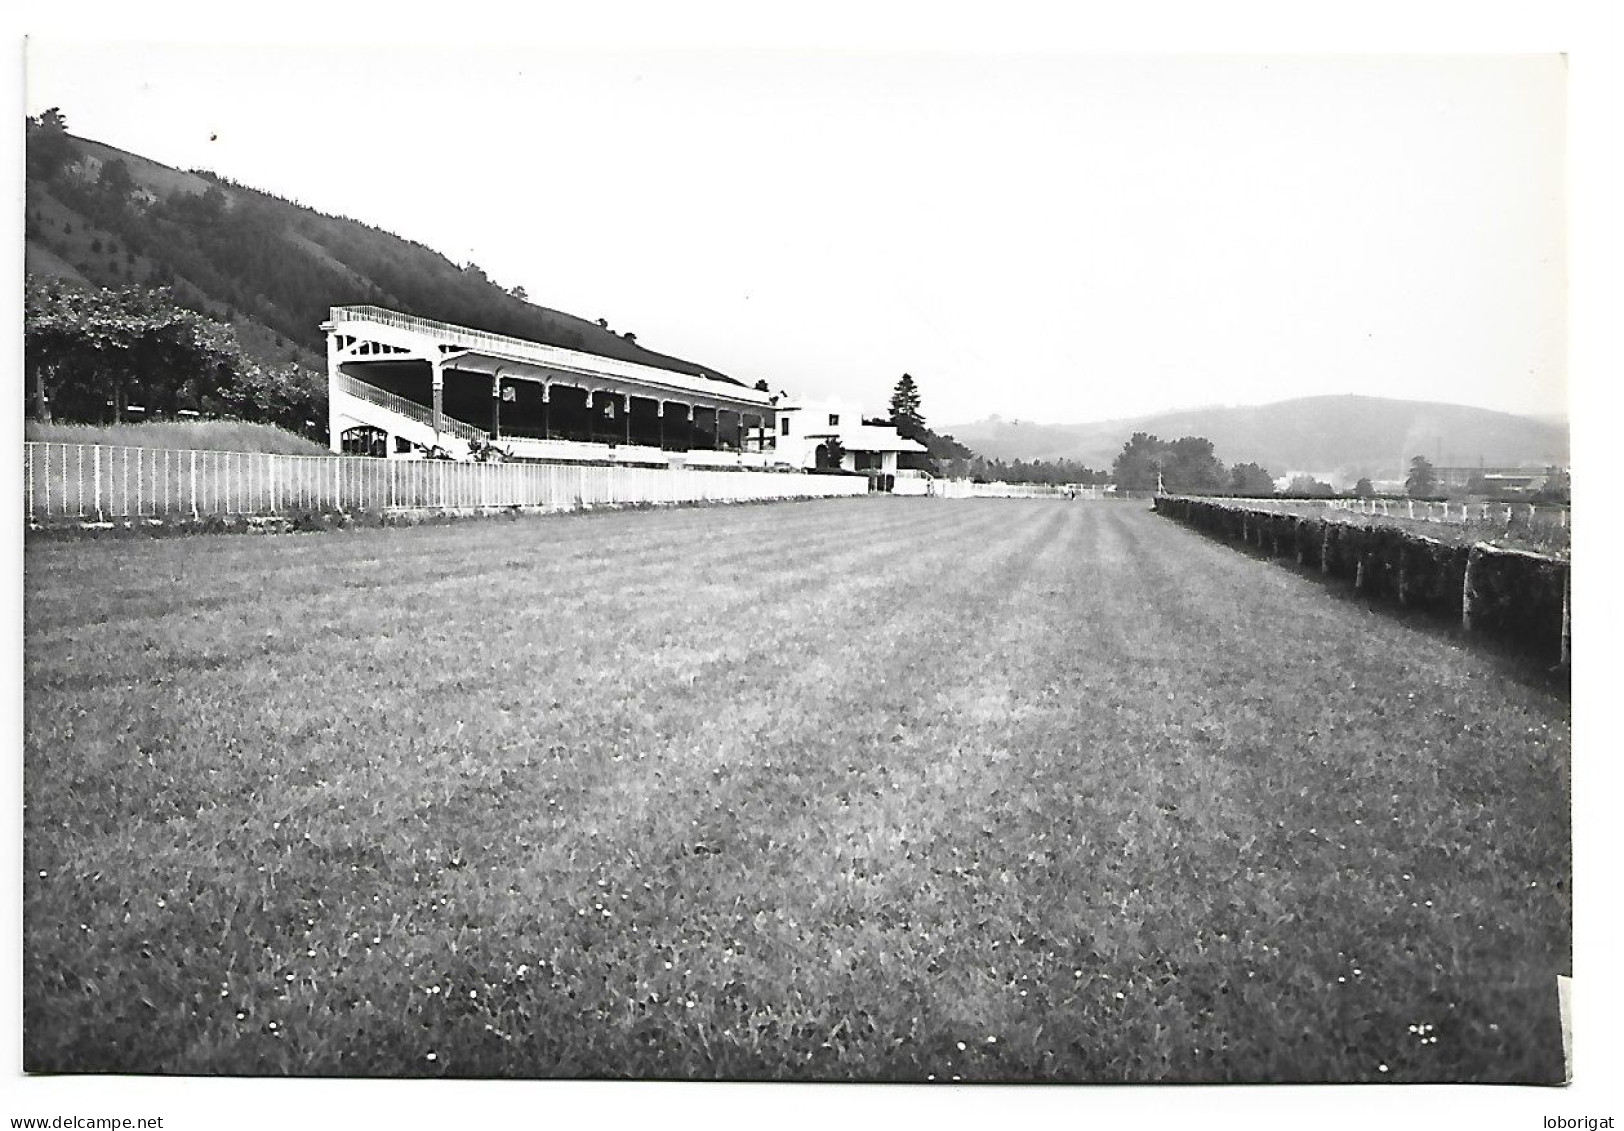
[336,373,487,444]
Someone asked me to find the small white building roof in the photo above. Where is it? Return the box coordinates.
[779,398,928,454]
[803,423,928,454]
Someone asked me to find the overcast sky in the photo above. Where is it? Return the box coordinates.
[24,45,1566,427]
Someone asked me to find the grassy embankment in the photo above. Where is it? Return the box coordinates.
[23,499,1569,1081]
[25,419,330,455]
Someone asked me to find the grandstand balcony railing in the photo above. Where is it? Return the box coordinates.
[328,305,774,410]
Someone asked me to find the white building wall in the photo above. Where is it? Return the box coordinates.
[775,397,920,470]
[776,396,862,468]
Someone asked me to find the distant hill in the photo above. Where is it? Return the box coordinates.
[947,395,1569,485]
[24,120,744,413]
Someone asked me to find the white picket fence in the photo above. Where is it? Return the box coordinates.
[23,442,868,523]
[1221,494,1569,537]
[934,480,1106,499]
[1326,496,1569,529]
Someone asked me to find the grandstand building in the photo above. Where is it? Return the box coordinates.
[325,305,779,468]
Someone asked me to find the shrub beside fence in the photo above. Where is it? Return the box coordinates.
[1154,495,1570,665]
[24,442,868,525]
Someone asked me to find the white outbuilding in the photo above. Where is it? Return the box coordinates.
[772,397,927,476]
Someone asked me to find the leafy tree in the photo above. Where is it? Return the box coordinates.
[901,425,975,474]
[1405,455,1439,498]
[216,358,324,433]
[1287,475,1336,497]
[1111,432,1236,493]
[1112,432,1166,492]
[27,279,227,420]
[815,437,846,470]
[1229,462,1276,496]
[1163,436,1226,492]
[98,157,135,201]
[1353,477,1375,497]
[25,107,76,181]
[24,278,317,430]
[889,373,925,437]
[971,455,1109,485]
[877,373,974,473]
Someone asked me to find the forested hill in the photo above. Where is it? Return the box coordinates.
[23,115,742,394]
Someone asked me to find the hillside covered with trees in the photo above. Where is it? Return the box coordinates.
[24,109,748,436]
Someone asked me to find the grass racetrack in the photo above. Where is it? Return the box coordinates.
[23,497,1570,1081]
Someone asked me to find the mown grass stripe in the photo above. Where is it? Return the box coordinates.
[24,501,1567,1081]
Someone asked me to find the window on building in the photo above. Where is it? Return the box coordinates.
[395,436,413,454]
[341,425,388,458]
[781,417,791,435]
[828,413,840,427]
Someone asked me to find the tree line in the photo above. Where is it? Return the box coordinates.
[1108,432,1280,495]
[885,374,1110,484]
[24,276,321,434]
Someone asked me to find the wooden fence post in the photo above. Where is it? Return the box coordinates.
[1462,544,1480,632]
[1561,565,1571,666]
[1321,524,1331,574]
